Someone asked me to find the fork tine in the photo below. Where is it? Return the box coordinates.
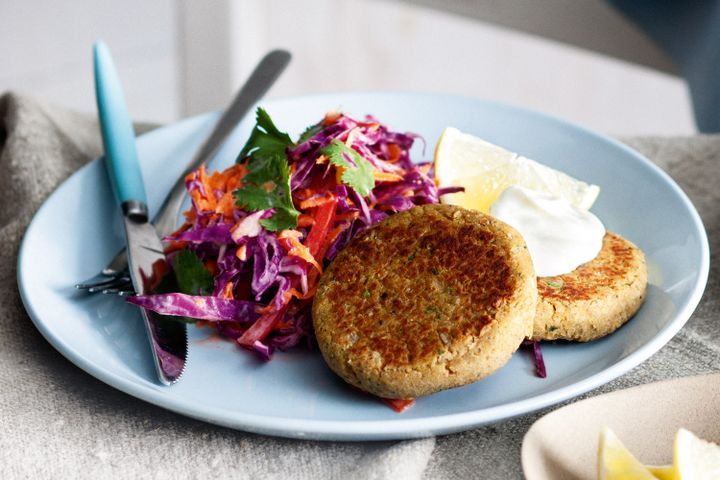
[75,268,130,289]
[76,277,122,290]
[99,277,133,295]
[87,278,132,293]
[80,275,132,293]
[101,286,135,296]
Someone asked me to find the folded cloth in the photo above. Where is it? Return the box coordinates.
[1,92,719,479]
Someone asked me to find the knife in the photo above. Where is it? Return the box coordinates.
[97,48,292,279]
[93,40,187,385]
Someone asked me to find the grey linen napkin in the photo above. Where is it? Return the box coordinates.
[1,92,718,479]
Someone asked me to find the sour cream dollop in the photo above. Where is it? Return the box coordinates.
[489,186,605,277]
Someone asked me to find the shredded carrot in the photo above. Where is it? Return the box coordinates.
[215,192,236,220]
[207,171,225,192]
[418,163,433,175]
[187,164,218,212]
[373,171,404,183]
[299,193,335,210]
[386,143,402,163]
[278,229,303,241]
[198,165,214,201]
[189,188,213,212]
[221,282,234,300]
[183,206,197,223]
[235,244,247,261]
[294,188,314,200]
[278,230,322,273]
[189,163,251,218]
[282,286,317,303]
[168,222,191,238]
[207,163,247,192]
[323,111,341,125]
[334,211,360,222]
[256,303,274,314]
[323,223,349,251]
[297,214,315,228]
[164,240,189,255]
[316,154,328,165]
[225,163,248,191]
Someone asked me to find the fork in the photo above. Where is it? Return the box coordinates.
[75,49,291,295]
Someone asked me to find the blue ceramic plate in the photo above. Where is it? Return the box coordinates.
[17,93,709,440]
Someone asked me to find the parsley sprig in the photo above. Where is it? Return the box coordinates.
[234,108,299,231]
[320,139,375,196]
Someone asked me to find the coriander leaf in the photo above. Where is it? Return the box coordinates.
[172,249,214,295]
[235,153,292,210]
[234,152,299,231]
[298,123,323,143]
[260,207,299,231]
[237,108,294,161]
[233,108,300,231]
[234,185,279,211]
[320,139,375,196]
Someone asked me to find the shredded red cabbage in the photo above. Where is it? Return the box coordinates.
[522,339,547,378]
[127,293,259,323]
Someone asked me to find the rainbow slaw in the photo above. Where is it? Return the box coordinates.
[128,109,461,363]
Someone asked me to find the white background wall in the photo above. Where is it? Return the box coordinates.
[0,0,696,136]
[0,0,180,122]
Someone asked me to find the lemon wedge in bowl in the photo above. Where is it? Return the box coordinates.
[434,127,600,213]
[674,428,720,479]
[598,427,657,480]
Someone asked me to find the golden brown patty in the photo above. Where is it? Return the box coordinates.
[532,231,647,342]
[312,204,536,399]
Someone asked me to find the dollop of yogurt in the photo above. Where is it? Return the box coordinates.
[489,185,605,277]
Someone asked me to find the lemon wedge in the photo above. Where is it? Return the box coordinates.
[674,428,720,480]
[647,465,675,480]
[434,127,600,213]
[598,427,657,480]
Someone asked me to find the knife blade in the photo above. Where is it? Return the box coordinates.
[93,40,187,385]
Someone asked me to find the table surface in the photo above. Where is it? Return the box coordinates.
[2,92,718,479]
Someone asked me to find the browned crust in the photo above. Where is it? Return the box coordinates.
[312,204,536,399]
[532,231,647,342]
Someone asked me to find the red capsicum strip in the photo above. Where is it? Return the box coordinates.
[382,398,415,413]
[237,305,289,347]
[304,196,338,258]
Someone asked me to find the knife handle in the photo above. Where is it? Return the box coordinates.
[93,41,147,217]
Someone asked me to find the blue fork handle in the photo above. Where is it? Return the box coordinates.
[93,41,147,214]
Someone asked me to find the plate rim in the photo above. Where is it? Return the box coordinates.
[16,91,710,440]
